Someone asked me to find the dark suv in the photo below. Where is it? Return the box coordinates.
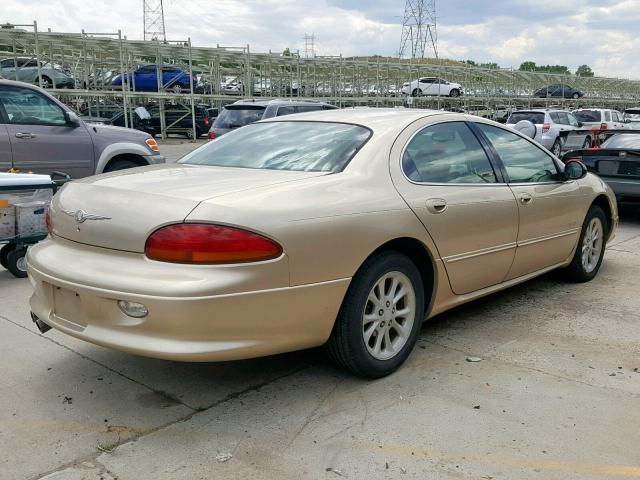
[208,99,337,139]
[146,103,211,138]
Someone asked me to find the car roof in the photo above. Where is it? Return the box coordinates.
[229,99,335,107]
[263,107,453,131]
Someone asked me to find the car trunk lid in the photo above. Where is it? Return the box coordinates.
[51,164,325,252]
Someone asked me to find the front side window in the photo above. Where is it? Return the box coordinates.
[476,123,559,183]
[0,86,67,125]
[402,122,497,184]
[567,113,579,127]
[181,121,371,173]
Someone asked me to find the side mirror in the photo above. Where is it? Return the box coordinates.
[577,121,583,127]
[564,160,588,180]
[65,111,81,127]
[624,118,631,124]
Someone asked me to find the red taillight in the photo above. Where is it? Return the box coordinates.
[600,123,608,130]
[542,123,550,133]
[204,115,209,127]
[45,209,52,234]
[145,224,282,264]
[207,131,217,141]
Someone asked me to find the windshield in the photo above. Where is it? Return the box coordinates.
[624,110,640,120]
[181,121,371,172]
[573,110,601,123]
[213,106,265,129]
[507,112,544,124]
[601,134,640,149]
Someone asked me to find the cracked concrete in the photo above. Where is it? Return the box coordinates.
[1,205,639,480]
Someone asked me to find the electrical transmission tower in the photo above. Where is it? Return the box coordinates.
[398,0,438,59]
[143,0,166,42]
[303,33,315,58]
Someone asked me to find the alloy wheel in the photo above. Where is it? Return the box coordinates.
[581,217,603,273]
[362,271,416,361]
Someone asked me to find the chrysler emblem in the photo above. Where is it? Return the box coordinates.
[62,209,111,223]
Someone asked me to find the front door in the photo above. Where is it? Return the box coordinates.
[0,123,12,171]
[391,119,519,295]
[0,85,94,178]
[474,123,584,280]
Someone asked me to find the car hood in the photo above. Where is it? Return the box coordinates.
[84,122,151,141]
[51,164,326,252]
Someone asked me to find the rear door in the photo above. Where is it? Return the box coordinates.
[0,85,94,178]
[390,119,519,295]
[474,123,584,279]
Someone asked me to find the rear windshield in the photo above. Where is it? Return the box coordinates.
[213,106,266,129]
[507,112,544,124]
[573,110,602,123]
[624,110,640,120]
[180,121,371,172]
[601,134,640,149]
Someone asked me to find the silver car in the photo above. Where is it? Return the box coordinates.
[0,57,75,89]
[507,109,588,156]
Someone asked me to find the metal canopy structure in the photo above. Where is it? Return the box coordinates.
[1,22,640,138]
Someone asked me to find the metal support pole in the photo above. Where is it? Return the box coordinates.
[34,21,42,89]
[188,38,196,142]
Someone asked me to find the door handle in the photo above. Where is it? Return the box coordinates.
[426,198,447,213]
[15,132,35,139]
[519,193,533,205]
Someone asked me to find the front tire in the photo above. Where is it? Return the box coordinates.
[551,139,562,157]
[6,247,28,278]
[411,88,421,97]
[572,92,580,99]
[562,205,607,282]
[326,251,425,378]
[103,159,140,172]
[1,243,16,269]
[449,88,461,97]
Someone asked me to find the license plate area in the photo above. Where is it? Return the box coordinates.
[52,286,87,327]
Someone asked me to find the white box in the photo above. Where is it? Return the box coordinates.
[15,201,48,238]
[0,206,16,240]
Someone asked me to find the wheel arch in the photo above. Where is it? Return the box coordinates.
[96,143,153,173]
[103,153,149,172]
[591,194,614,238]
[362,237,438,319]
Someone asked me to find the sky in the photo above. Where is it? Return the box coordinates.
[3,0,640,78]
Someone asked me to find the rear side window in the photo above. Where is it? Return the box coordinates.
[213,106,266,129]
[402,122,497,183]
[507,112,545,124]
[276,106,296,117]
[549,112,560,123]
[477,124,559,183]
[605,111,611,122]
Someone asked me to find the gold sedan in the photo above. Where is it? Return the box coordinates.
[27,109,618,377]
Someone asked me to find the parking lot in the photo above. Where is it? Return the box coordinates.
[0,136,638,479]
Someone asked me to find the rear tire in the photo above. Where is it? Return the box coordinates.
[6,247,28,278]
[326,251,425,378]
[1,244,16,269]
[551,139,562,157]
[103,159,140,172]
[561,205,607,282]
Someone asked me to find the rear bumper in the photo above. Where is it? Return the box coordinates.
[603,178,640,198]
[27,237,349,361]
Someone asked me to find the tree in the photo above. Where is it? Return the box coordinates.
[576,64,594,77]
[519,61,537,71]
